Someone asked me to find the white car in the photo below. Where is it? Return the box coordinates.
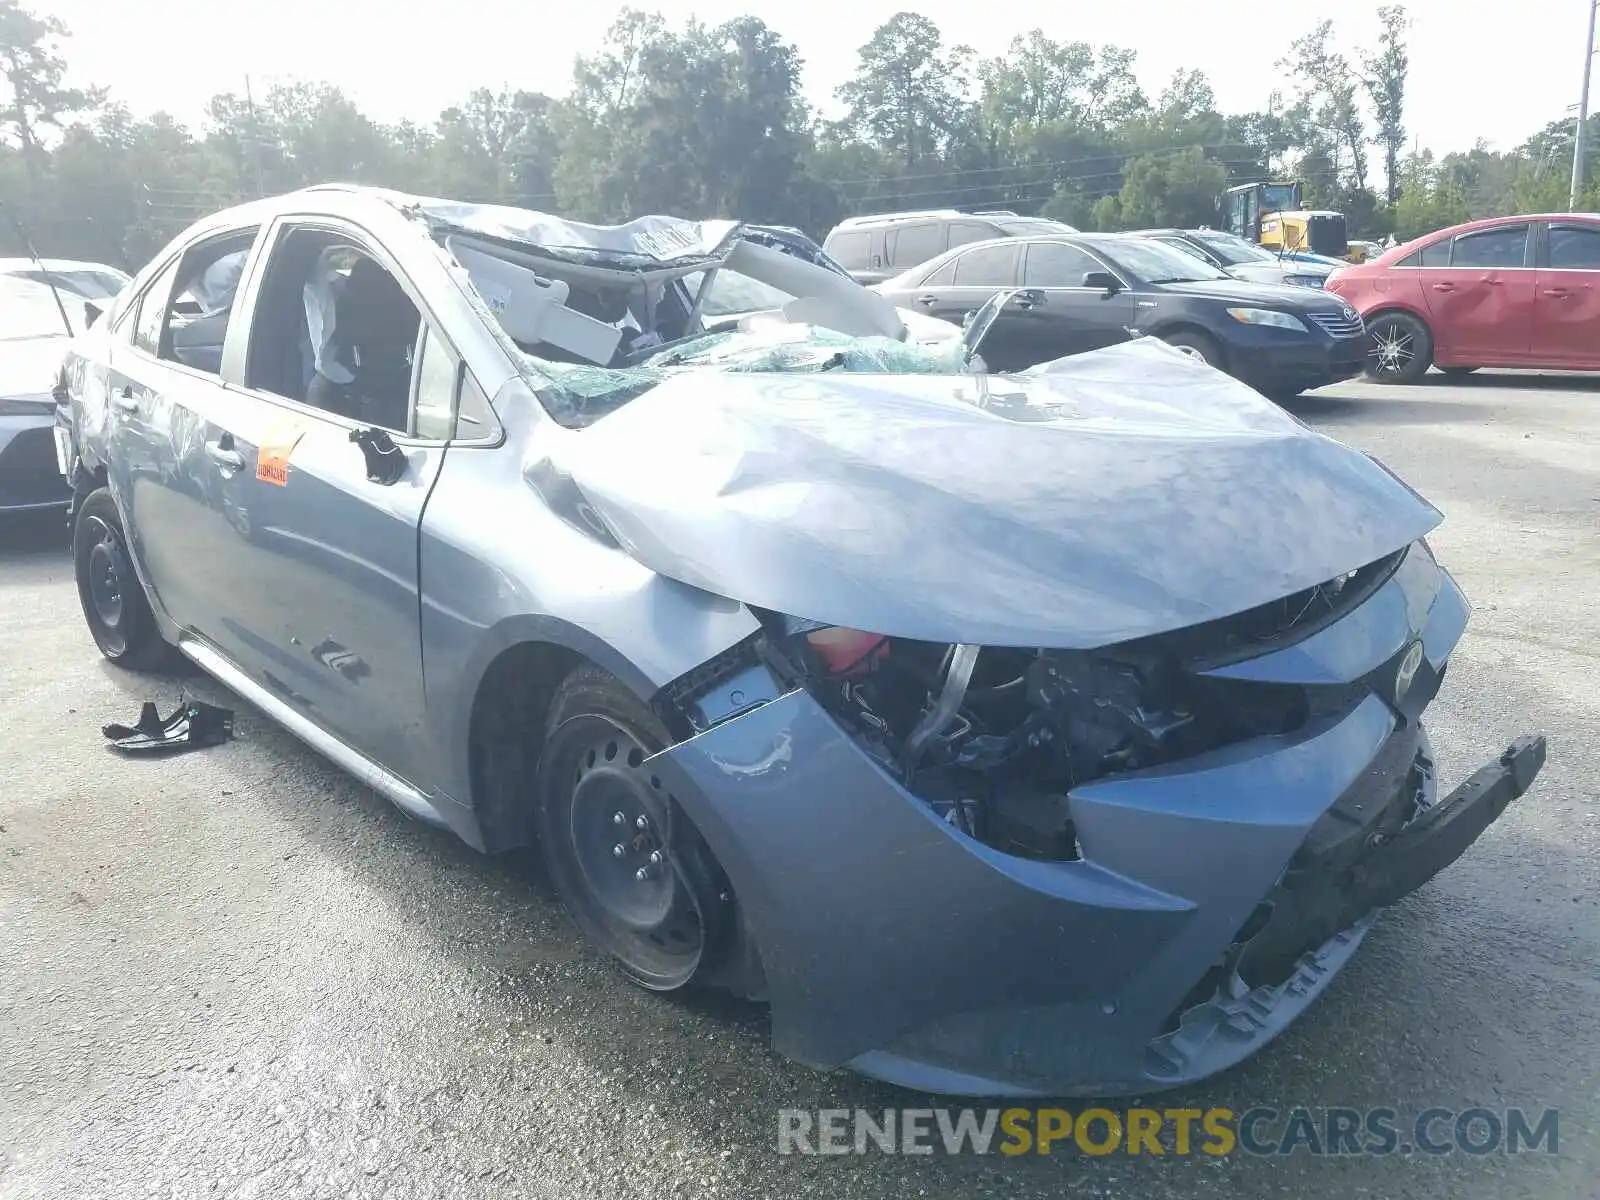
[0,257,131,301]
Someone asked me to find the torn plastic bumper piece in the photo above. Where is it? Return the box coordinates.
[645,685,1544,1098]
[1139,732,1545,1091]
[102,699,235,756]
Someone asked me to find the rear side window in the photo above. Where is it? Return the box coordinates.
[947,221,999,249]
[889,223,946,268]
[1547,223,1600,269]
[919,257,958,286]
[1450,225,1528,268]
[952,243,1019,286]
[825,231,871,271]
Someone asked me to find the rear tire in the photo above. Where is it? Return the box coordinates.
[534,665,730,992]
[72,487,171,671]
[1160,329,1223,368]
[1364,312,1433,384]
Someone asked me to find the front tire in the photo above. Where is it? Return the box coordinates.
[1160,329,1223,368]
[72,487,171,670]
[1364,312,1433,384]
[534,665,730,992]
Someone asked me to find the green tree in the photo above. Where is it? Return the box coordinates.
[1278,20,1366,192]
[553,12,829,228]
[1116,147,1229,228]
[0,0,100,187]
[1363,5,1409,203]
[836,13,973,166]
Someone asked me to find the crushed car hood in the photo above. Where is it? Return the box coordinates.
[543,339,1443,648]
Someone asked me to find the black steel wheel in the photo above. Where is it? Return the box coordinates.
[535,666,728,991]
[72,486,170,670]
[1364,311,1433,384]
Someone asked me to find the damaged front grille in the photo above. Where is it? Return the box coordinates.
[1130,546,1407,670]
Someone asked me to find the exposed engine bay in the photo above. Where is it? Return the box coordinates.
[782,628,1306,860]
[659,550,1412,865]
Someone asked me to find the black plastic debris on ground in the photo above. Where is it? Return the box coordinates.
[101,699,235,756]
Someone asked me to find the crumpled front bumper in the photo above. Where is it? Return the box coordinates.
[644,548,1545,1096]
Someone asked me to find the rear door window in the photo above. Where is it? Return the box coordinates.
[825,231,871,271]
[1450,225,1529,268]
[947,221,1000,249]
[952,242,1020,287]
[889,223,946,269]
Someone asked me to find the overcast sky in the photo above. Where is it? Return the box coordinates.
[34,0,1595,156]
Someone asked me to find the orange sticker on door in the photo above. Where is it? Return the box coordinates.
[256,421,307,486]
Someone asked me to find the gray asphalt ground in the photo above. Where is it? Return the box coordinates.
[1,371,1596,1199]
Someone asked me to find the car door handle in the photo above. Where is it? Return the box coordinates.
[1430,283,1457,292]
[915,294,938,307]
[1543,288,1572,297]
[205,441,244,473]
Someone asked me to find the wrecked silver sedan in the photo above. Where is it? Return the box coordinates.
[55,185,1545,1097]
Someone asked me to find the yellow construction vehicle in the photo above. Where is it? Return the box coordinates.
[1219,182,1366,263]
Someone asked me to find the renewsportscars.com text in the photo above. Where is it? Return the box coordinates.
[776,1106,1560,1157]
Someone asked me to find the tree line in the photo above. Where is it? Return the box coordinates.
[1,0,1592,272]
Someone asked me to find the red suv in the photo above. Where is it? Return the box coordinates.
[1324,213,1600,383]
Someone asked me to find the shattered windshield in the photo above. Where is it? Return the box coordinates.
[438,211,961,430]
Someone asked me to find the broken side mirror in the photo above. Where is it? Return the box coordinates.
[1081,271,1122,297]
[350,427,408,486]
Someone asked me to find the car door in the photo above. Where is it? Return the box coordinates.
[1421,223,1536,364]
[1010,241,1138,366]
[912,242,1029,370]
[1531,220,1600,367]
[103,225,266,640]
[206,217,456,783]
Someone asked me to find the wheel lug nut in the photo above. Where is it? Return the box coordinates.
[648,850,662,865]
[635,867,651,881]
[635,815,649,830]
[612,812,624,826]
[612,843,625,857]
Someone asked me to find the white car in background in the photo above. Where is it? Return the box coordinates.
[0,257,131,301]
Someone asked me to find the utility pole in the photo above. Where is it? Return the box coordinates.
[1572,0,1598,210]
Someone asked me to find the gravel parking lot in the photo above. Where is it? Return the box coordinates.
[2,372,1597,1200]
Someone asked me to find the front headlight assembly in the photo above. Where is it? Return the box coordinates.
[1226,307,1309,332]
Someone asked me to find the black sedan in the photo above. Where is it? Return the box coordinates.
[875,233,1368,397]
